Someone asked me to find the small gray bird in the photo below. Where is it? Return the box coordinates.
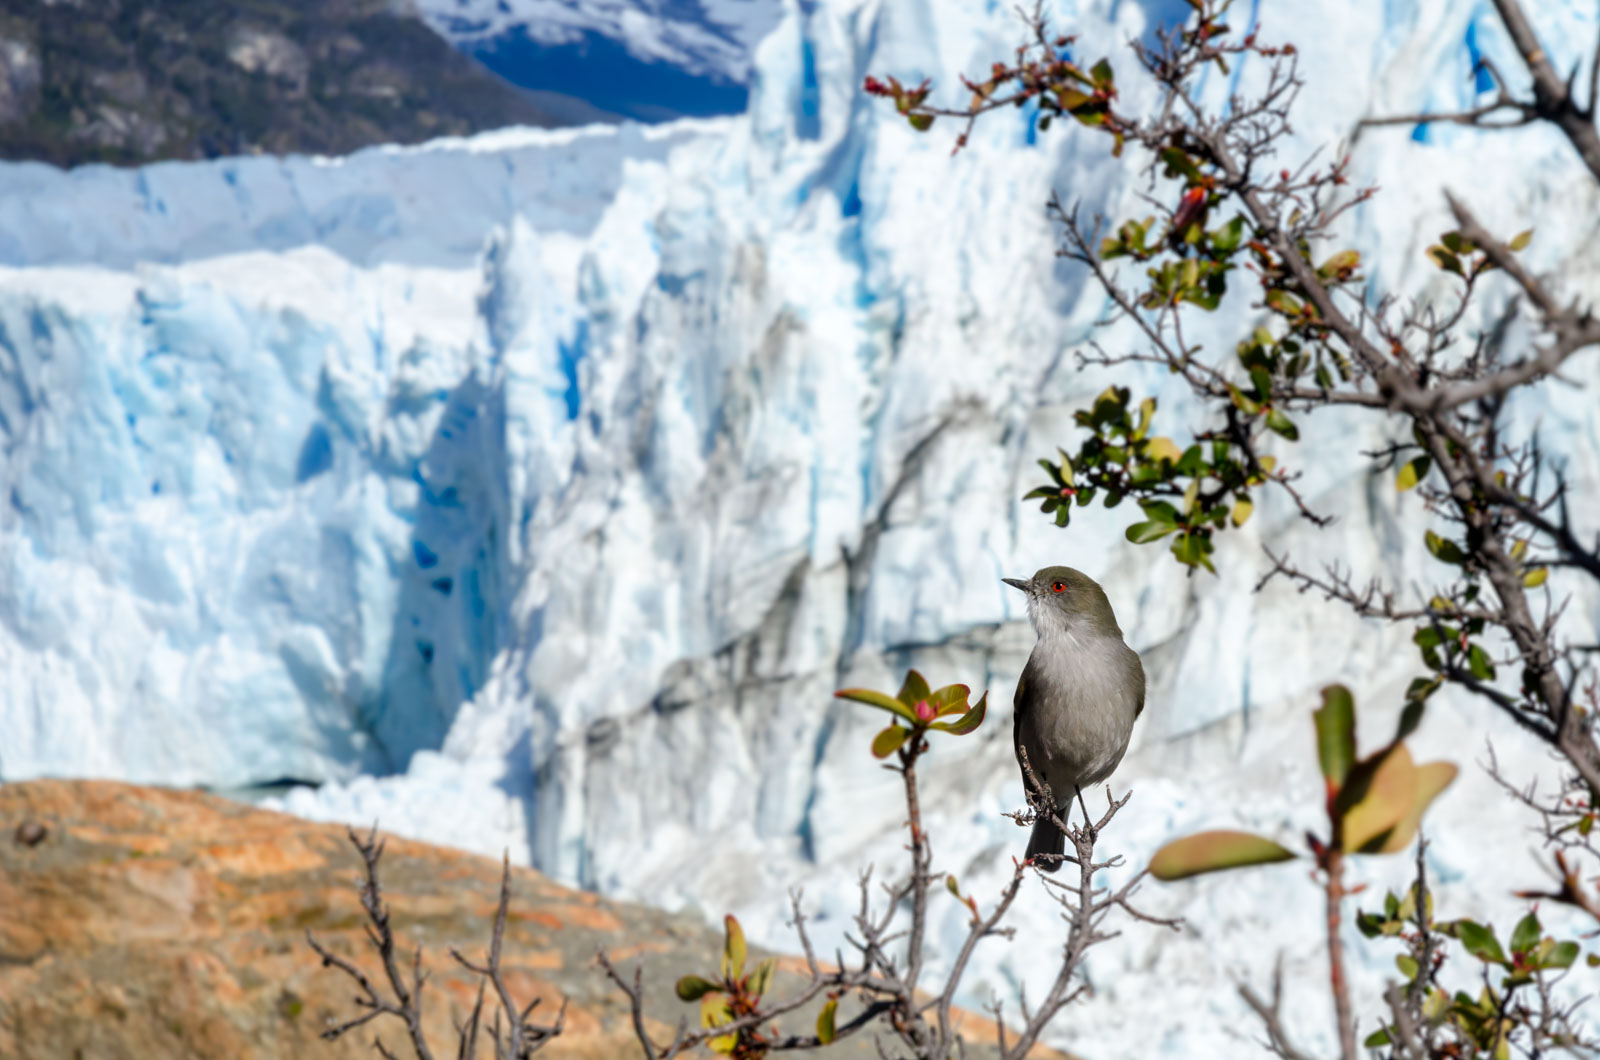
[1003,566,1145,872]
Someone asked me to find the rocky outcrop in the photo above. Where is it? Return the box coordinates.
[0,781,1063,1058]
[0,0,561,168]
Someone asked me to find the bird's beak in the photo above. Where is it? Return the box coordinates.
[1001,577,1030,593]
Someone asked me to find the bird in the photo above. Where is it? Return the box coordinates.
[1003,565,1145,872]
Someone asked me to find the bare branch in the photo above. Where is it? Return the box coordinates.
[308,825,438,1060]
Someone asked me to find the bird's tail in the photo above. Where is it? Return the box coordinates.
[1024,815,1064,873]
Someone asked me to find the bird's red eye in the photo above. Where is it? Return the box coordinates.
[1051,581,1067,593]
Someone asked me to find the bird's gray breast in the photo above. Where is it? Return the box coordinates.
[1013,629,1143,803]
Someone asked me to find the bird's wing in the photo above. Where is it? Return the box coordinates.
[1012,655,1033,758]
[1132,648,1147,719]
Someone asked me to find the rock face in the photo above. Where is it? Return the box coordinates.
[0,781,1061,1059]
[0,0,562,168]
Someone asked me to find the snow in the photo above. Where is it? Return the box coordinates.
[3,0,1600,1055]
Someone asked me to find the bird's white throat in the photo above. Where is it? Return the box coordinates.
[1025,592,1109,642]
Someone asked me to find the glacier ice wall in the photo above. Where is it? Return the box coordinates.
[5,0,1600,1055]
[415,0,786,86]
[0,121,712,271]
[0,120,726,784]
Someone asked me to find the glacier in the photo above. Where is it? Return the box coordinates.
[4,0,1600,1055]
[416,0,785,85]
[415,0,787,120]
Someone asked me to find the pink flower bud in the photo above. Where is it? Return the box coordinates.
[915,700,936,722]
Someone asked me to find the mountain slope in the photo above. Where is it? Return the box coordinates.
[0,780,1061,1059]
[0,0,562,167]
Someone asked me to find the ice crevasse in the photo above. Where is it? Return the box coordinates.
[2,0,1600,1054]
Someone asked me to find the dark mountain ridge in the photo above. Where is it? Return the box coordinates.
[0,0,566,168]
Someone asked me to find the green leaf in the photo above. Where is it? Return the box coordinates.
[1090,58,1114,86]
[1140,499,1182,525]
[1319,248,1361,278]
[1160,147,1202,181]
[1180,258,1200,291]
[1055,449,1077,486]
[1427,245,1463,276]
[1091,384,1129,426]
[1313,684,1357,787]
[1510,912,1541,955]
[871,725,910,759]
[1547,940,1580,969]
[722,915,747,981]
[1424,531,1466,565]
[816,998,838,1044]
[1413,628,1448,670]
[1398,882,1431,923]
[1396,954,1420,980]
[1231,498,1253,527]
[946,874,961,898]
[1265,408,1299,440]
[896,670,932,709]
[1144,436,1184,464]
[1211,216,1246,254]
[834,688,915,722]
[749,957,777,997]
[1134,396,1156,439]
[1508,228,1533,252]
[928,683,971,716]
[1393,696,1427,743]
[1126,520,1178,544]
[1170,530,1217,573]
[701,992,731,1027]
[1247,365,1273,399]
[1404,676,1441,706]
[907,113,934,132]
[1364,1028,1393,1048]
[1265,289,1302,315]
[1396,456,1431,491]
[1465,643,1494,681]
[1456,920,1508,965]
[1524,567,1549,588]
[1148,829,1297,881]
[1227,384,1262,415]
[676,975,719,1001]
[931,691,987,734]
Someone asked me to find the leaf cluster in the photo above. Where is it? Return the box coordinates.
[1149,685,1456,880]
